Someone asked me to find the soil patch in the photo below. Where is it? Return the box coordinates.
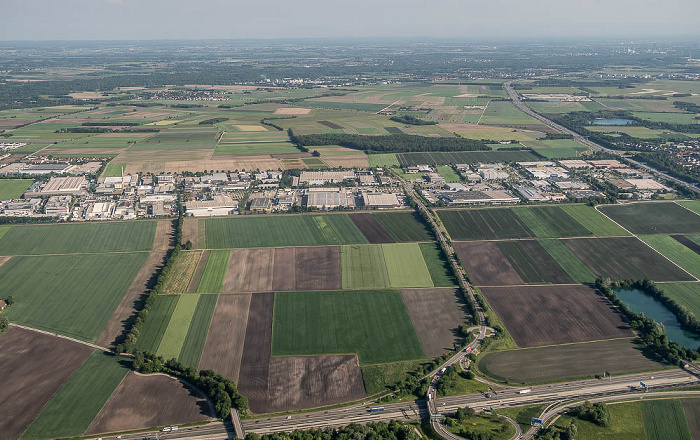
[86,372,214,435]
[273,108,312,115]
[0,256,10,267]
[95,220,173,348]
[182,218,198,249]
[272,247,296,291]
[318,121,344,129]
[401,288,470,357]
[0,327,92,439]
[295,246,341,291]
[682,399,700,440]
[237,292,274,413]
[223,248,275,292]
[453,241,523,286]
[198,294,252,383]
[481,284,632,347]
[349,213,395,244]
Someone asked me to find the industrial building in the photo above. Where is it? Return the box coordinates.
[185,195,239,217]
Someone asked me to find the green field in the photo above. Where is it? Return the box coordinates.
[438,208,534,241]
[0,221,156,255]
[521,139,588,159]
[657,283,700,318]
[214,141,299,155]
[102,161,127,177]
[340,245,390,289]
[419,242,458,287]
[495,240,571,284]
[368,153,399,167]
[436,166,462,183]
[600,202,700,235]
[512,206,593,238]
[640,235,700,279]
[135,295,180,352]
[678,200,700,216]
[178,294,218,368]
[0,253,148,342]
[157,294,201,360]
[559,205,630,236]
[0,226,9,241]
[372,212,433,242]
[633,112,700,124]
[554,402,646,440]
[205,214,368,248]
[271,290,425,364]
[0,179,34,199]
[642,399,692,440]
[20,351,129,440]
[196,250,231,293]
[538,239,596,283]
[479,101,542,126]
[381,243,434,288]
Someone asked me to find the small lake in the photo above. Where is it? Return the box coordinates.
[590,118,635,126]
[616,288,700,350]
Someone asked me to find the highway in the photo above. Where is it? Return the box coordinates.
[503,82,700,195]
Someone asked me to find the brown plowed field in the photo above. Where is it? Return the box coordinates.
[198,294,252,382]
[187,250,210,293]
[0,327,92,439]
[182,218,199,249]
[295,246,340,291]
[478,338,663,383]
[401,288,470,357]
[223,248,275,292]
[496,240,573,284]
[453,241,523,286]
[563,237,694,282]
[237,292,274,413]
[349,213,395,244]
[272,247,296,291]
[86,372,214,435]
[482,285,632,347]
[96,220,173,348]
[219,246,340,293]
[682,399,700,440]
[264,355,366,413]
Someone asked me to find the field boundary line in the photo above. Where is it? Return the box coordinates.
[9,323,111,352]
[673,200,700,218]
[476,100,491,125]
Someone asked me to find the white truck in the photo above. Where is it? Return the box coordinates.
[518,389,532,395]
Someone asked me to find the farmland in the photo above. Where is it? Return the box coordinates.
[481,285,632,347]
[396,150,541,167]
[520,138,588,159]
[537,239,596,283]
[157,294,201,360]
[642,399,692,440]
[0,328,93,440]
[271,290,425,364]
[348,213,395,244]
[196,250,231,293]
[639,235,700,279]
[656,283,700,318]
[0,253,149,342]
[178,294,218,368]
[599,202,700,235]
[204,214,368,248]
[0,221,156,255]
[341,244,390,289]
[494,240,573,284]
[135,295,179,352]
[372,211,433,242]
[511,205,596,238]
[20,351,130,440]
[0,179,34,199]
[162,250,202,293]
[381,243,434,288]
[453,241,523,286]
[562,237,695,282]
[419,242,458,287]
[478,339,664,383]
[438,208,534,240]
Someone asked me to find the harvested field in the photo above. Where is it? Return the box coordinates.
[295,246,341,291]
[401,288,469,357]
[86,372,214,435]
[495,240,573,284]
[182,218,199,249]
[396,150,541,167]
[478,339,664,383]
[188,250,210,293]
[348,213,395,244]
[264,355,366,413]
[599,202,700,235]
[124,157,282,175]
[162,251,202,294]
[223,248,275,293]
[322,155,370,168]
[272,247,296,291]
[563,237,695,282]
[0,327,92,440]
[438,208,534,241]
[481,285,632,347]
[452,241,523,286]
[96,220,172,348]
[238,292,275,413]
[199,294,252,383]
[273,107,312,115]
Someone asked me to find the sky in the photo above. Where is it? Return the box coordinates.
[2,0,698,41]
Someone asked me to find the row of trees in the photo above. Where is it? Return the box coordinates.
[243,421,421,440]
[290,131,490,153]
[199,117,229,125]
[623,279,700,335]
[595,278,698,365]
[389,115,437,125]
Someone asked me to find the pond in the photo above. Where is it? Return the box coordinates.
[590,118,635,126]
[616,288,700,350]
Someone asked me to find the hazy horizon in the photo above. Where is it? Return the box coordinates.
[3,0,699,41]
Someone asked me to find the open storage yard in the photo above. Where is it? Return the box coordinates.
[478,338,665,384]
[481,284,632,347]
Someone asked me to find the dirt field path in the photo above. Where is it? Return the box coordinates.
[96,220,174,348]
[0,255,10,267]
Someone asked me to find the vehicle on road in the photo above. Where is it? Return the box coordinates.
[518,389,532,395]
[369,407,386,413]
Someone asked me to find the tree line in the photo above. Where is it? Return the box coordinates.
[244,421,421,440]
[389,115,437,126]
[290,131,490,153]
